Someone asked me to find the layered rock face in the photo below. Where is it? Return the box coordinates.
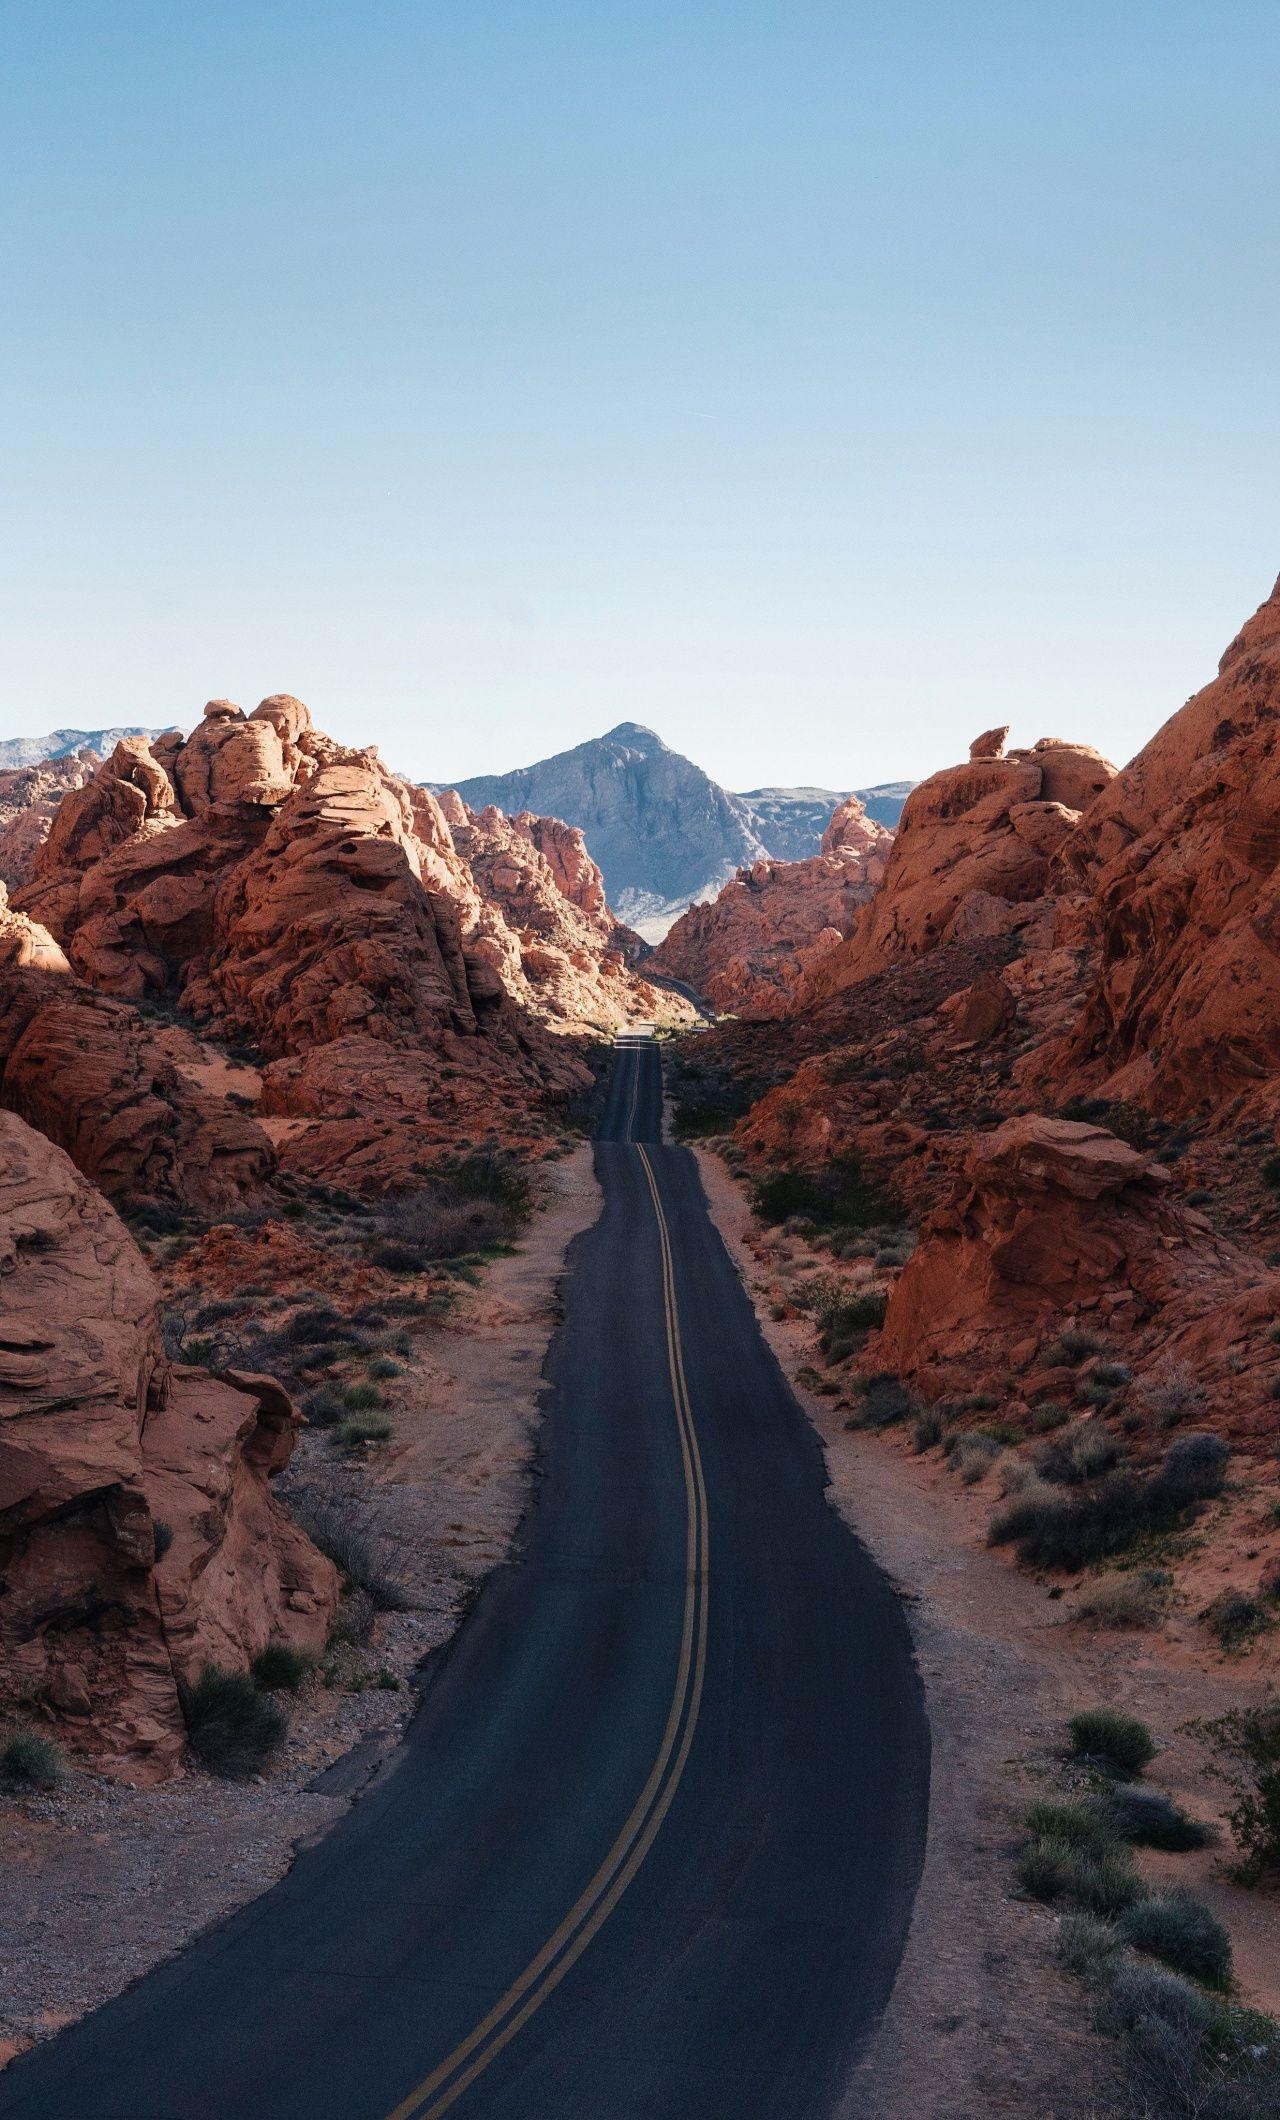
[0,750,100,892]
[876,1116,1280,1436]
[650,796,893,1016]
[0,1113,337,1779]
[798,732,1116,1004]
[1045,572,1280,1121]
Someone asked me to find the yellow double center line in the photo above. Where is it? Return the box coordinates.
[385,1058,709,2120]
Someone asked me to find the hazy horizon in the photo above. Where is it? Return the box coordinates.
[5,3,1279,791]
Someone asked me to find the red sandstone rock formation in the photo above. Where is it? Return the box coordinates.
[1042,572,1280,1122]
[0,751,100,893]
[798,737,1116,1005]
[649,796,893,1016]
[875,1116,1279,1434]
[15,700,678,1076]
[0,1112,337,1779]
[447,802,675,1031]
[0,966,274,1208]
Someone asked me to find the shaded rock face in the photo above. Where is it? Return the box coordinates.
[1046,572,1280,1122]
[649,797,893,1017]
[0,751,100,893]
[0,1113,337,1780]
[875,1116,1280,1436]
[798,737,1116,1003]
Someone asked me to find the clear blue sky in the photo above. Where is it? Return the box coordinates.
[3,1,1278,791]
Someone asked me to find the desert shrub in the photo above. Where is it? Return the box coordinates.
[750,1156,893,1233]
[1155,1432,1231,1509]
[183,1335,218,1366]
[1072,1574,1164,1631]
[1031,1399,1069,1433]
[1101,1786,1209,1852]
[1017,1834,1077,1901]
[820,1290,888,1360]
[1021,1835,1143,1916]
[912,1407,943,1453]
[991,1433,1229,1571]
[1139,1362,1209,1431]
[1119,1891,1233,1988]
[1093,1361,1133,1389]
[341,1382,384,1412]
[302,1386,345,1428]
[1052,1328,1103,1364]
[1262,1155,1280,1189]
[334,1411,393,1451]
[1061,1097,1159,1151]
[1196,1699,1280,1882]
[370,1241,424,1272]
[1204,1591,1269,1650]
[291,1495,415,1611]
[287,1304,347,1343]
[183,1666,286,1778]
[1068,1849,1147,1919]
[368,1356,402,1380]
[0,1729,66,1791]
[953,1433,1002,1485]
[1036,1420,1121,1486]
[329,1588,376,1646]
[1055,1909,1121,1984]
[251,1645,312,1692]
[1070,1707,1157,1776]
[848,1373,914,1429]
[1096,1957,1212,2041]
[1026,1798,1121,1858]
[376,1156,530,1266]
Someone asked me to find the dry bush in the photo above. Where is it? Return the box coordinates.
[1073,1575,1165,1632]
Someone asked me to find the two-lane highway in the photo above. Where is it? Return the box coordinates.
[0,1037,929,2120]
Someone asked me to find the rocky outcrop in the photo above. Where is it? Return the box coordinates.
[1044,572,1280,1122]
[17,701,673,1063]
[0,1112,337,1779]
[0,751,100,893]
[875,1116,1279,1430]
[446,802,677,1031]
[0,965,274,1208]
[649,797,893,1016]
[798,738,1116,1004]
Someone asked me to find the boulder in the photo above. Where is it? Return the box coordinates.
[876,1116,1275,1408]
[0,1112,336,1779]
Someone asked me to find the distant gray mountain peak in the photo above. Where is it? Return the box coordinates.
[433,725,912,941]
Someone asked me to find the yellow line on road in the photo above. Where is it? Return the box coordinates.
[384,1050,708,2120]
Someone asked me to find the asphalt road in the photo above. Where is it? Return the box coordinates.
[0,1038,929,2120]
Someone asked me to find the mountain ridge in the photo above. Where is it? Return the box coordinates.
[431,724,912,939]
